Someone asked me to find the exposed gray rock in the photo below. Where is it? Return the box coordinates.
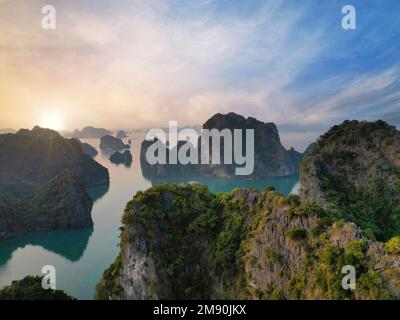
[100,135,130,150]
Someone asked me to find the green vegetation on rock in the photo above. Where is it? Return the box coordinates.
[300,120,400,241]
[0,127,109,240]
[97,119,400,300]
[0,276,75,300]
[97,183,400,300]
[0,170,93,240]
[385,236,400,255]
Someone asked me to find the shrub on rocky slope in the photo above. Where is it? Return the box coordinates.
[300,120,400,241]
[0,276,75,300]
[97,184,400,300]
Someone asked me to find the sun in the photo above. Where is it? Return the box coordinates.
[39,112,64,131]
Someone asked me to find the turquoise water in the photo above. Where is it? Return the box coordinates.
[0,137,299,299]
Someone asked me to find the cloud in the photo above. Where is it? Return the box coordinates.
[296,67,400,124]
[0,0,400,150]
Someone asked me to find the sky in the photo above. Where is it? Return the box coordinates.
[0,0,399,151]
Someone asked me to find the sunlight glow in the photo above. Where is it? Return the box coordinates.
[39,112,64,131]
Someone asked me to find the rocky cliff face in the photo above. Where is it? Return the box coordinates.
[300,120,400,240]
[140,113,302,179]
[96,184,400,300]
[203,113,302,178]
[97,184,221,300]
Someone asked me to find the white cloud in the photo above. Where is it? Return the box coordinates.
[1,0,399,151]
[300,67,400,124]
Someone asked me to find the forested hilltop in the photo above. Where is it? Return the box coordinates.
[0,276,74,300]
[300,120,400,241]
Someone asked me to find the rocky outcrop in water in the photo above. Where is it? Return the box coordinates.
[71,126,111,139]
[96,184,400,300]
[201,113,302,178]
[0,127,109,240]
[0,126,109,193]
[140,112,302,179]
[100,135,130,150]
[109,150,132,167]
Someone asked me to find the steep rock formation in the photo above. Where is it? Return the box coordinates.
[100,135,130,150]
[96,184,400,300]
[140,113,302,179]
[300,120,400,240]
[109,150,132,167]
[202,113,302,177]
[71,126,111,139]
[0,127,109,240]
[0,126,109,194]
